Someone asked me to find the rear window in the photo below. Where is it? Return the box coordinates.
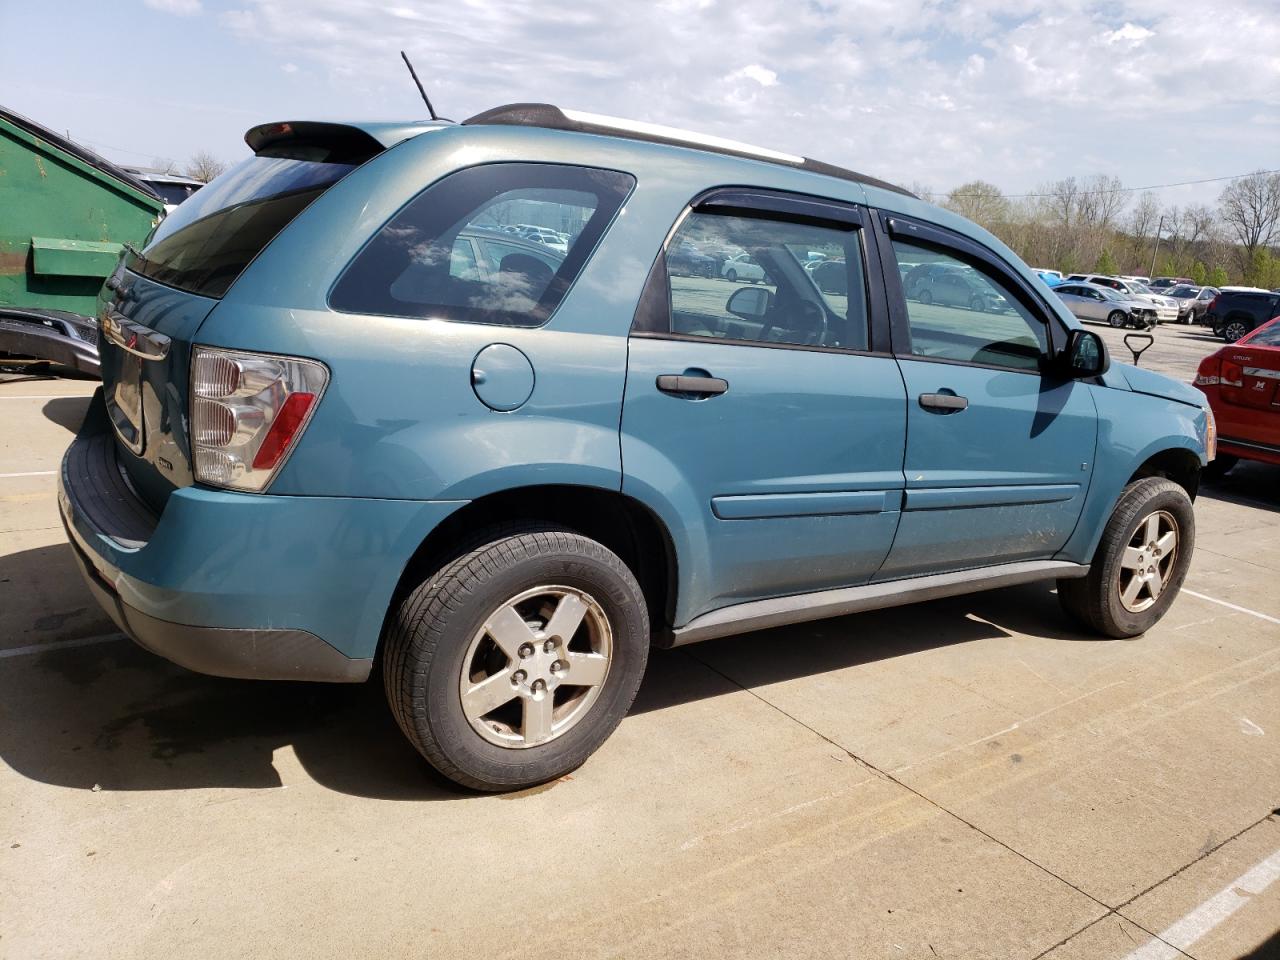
[127,156,355,298]
[330,163,634,326]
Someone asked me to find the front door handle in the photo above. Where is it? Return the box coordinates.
[656,374,729,397]
[919,392,968,413]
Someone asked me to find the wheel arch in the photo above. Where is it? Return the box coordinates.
[1127,446,1202,501]
[382,484,679,652]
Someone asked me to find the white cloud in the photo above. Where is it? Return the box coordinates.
[143,0,202,14]
[213,0,1280,201]
[1103,22,1154,45]
[726,64,779,87]
[281,62,298,73]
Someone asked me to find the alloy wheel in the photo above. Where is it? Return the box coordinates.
[1116,510,1179,613]
[458,585,613,749]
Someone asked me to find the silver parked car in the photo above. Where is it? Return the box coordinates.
[1066,274,1178,323]
[1054,282,1157,329]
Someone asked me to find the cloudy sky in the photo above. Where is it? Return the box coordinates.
[4,0,1278,207]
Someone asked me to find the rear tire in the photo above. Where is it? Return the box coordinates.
[1058,477,1195,638]
[1223,320,1250,343]
[918,289,934,305]
[725,269,738,282]
[383,525,649,792]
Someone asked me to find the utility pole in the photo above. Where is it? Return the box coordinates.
[1148,215,1165,279]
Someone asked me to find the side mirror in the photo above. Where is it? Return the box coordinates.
[1065,328,1109,377]
[727,286,771,321]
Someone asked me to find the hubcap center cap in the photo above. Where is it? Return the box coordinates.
[513,644,565,696]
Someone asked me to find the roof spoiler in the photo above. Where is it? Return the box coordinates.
[244,121,387,164]
[463,102,915,199]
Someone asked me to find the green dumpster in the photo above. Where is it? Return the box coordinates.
[0,105,164,373]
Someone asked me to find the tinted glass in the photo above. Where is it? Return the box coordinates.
[1247,320,1280,346]
[128,156,354,298]
[662,211,869,350]
[331,163,633,326]
[892,239,1047,371]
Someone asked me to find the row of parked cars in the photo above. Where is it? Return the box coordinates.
[1034,269,1280,341]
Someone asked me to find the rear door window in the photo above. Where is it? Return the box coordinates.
[128,156,356,298]
[330,163,634,326]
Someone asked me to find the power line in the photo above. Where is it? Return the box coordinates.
[928,168,1280,200]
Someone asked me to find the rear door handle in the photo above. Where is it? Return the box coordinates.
[656,374,729,397]
[919,392,968,413]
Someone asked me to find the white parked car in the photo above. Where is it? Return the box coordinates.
[721,252,767,283]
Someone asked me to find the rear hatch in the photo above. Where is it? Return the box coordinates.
[97,122,384,511]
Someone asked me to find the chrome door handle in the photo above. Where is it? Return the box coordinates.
[919,392,968,413]
[656,374,729,397]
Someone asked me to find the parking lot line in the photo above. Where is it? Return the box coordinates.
[0,395,84,400]
[0,470,56,479]
[0,632,124,659]
[1120,847,1280,960]
[1182,588,1280,626]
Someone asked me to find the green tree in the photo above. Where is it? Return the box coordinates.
[1095,248,1119,275]
[1209,265,1229,287]
[1191,261,1207,285]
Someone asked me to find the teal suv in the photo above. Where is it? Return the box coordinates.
[61,105,1217,790]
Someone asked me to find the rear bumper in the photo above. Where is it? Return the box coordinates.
[0,308,100,375]
[64,530,372,682]
[58,393,466,680]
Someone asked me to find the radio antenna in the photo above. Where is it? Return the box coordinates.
[400,51,447,121]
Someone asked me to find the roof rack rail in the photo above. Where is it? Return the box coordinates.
[462,103,916,199]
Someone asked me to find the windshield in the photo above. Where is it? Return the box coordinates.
[129,155,355,298]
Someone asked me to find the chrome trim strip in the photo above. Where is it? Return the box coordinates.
[102,309,171,361]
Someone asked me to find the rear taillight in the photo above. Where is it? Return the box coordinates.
[1194,356,1221,386]
[1220,360,1244,388]
[190,345,328,492]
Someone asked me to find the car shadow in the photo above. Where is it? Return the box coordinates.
[0,540,1110,801]
[40,395,93,433]
[1200,459,1280,512]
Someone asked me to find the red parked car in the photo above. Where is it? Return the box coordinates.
[1194,315,1280,478]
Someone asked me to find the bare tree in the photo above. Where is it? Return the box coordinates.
[185,150,227,183]
[152,156,180,175]
[1076,175,1126,230]
[1181,204,1216,247]
[943,180,1009,228]
[1219,171,1280,272]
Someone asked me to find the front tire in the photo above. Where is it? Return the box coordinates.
[383,526,650,791]
[1058,477,1195,638]
[1108,310,1127,328]
[918,289,934,305]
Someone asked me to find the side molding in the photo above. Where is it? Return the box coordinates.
[663,560,1089,647]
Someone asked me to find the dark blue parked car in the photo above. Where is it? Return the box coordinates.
[63,106,1216,790]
